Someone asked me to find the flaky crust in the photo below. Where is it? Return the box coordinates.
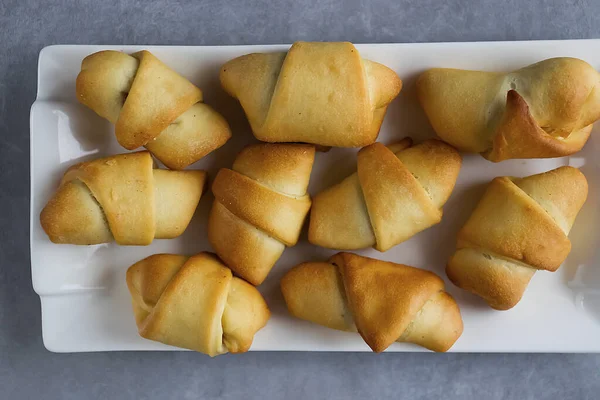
[76,50,231,169]
[308,139,461,251]
[447,166,588,310]
[40,151,206,245]
[417,57,600,161]
[126,252,270,356]
[281,252,463,352]
[208,143,315,285]
[220,41,402,147]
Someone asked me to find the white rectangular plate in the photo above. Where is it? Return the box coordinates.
[31,40,600,353]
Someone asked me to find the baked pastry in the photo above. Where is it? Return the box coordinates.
[220,41,402,147]
[126,252,270,356]
[40,151,206,245]
[281,252,463,352]
[447,166,588,310]
[417,57,600,162]
[208,143,315,285]
[309,138,461,251]
[76,50,231,169]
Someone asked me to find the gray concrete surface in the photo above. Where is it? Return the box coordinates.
[2,0,600,399]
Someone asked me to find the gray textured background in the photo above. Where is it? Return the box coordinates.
[2,0,600,399]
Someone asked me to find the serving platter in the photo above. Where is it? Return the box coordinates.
[31,40,600,353]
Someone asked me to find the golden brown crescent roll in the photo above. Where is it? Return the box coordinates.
[417,58,600,162]
[309,138,461,251]
[76,50,231,169]
[220,41,402,147]
[447,166,588,310]
[40,151,206,245]
[126,252,270,356]
[208,143,315,285]
[281,252,463,352]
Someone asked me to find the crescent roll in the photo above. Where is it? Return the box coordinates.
[40,151,206,245]
[309,138,462,251]
[77,50,231,169]
[281,252,463,352]
[417,57,600,162]
[447,166,588,310]
[208,143,315,285]
[220,41,402,147]
[127,252,270,356]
